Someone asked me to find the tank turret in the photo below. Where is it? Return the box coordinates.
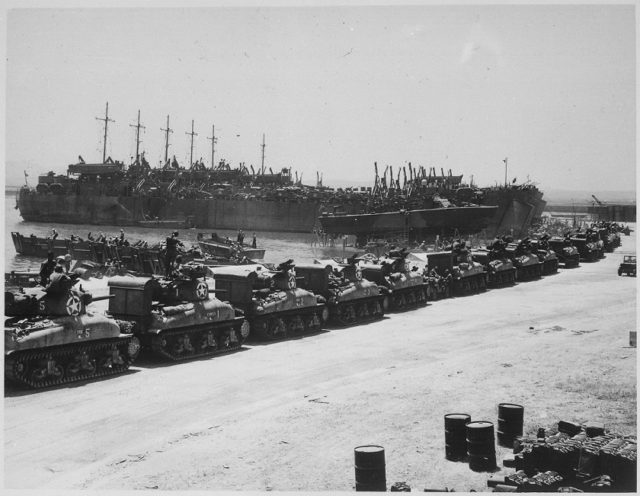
[108,264,249,361]
[296,259,385,326]
[360,248,428,311]
[212,261,328,341]
[5,281,139,389]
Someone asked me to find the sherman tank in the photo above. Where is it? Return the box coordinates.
[212,261,328,341]
[471,240,517,287]
[427,241,487,296]
[107,264,249,360]
[5,280,139,388]
[569,231,601,262]
[547,236,580,268]
[359,248,429,311]
[295,259,385,326]
[504,238,543,280]
[529,237,559,275]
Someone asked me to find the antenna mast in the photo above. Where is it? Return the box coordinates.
[95,102,115,163]
[129,109,145,165]
[161,115,173,166]
[503,157,508,187]
[207,125,217,169]
[186,120,198,168]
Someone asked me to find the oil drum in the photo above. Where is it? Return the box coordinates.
[354,445,386,492]
[444,413,471,461]
[497,403,524,448]
[466,421,496,472]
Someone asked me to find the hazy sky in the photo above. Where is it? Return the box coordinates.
[5,3,636,192]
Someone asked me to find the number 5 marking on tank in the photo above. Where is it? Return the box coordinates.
[76,328,91,339]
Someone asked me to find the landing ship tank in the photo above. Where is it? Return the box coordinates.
[107,264,249,360]
[212,261,328,341]
[295,259,385,326]
[427,241,487,296]
[5,280,139,388]
[504,238,543,280]
[547,236,580,268]
[529,236,559,275]
[360,248,429,311]
[471,240,517,287]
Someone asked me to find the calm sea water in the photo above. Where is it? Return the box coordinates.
[4,192,359,273]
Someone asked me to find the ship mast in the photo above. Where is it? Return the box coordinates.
[95,102,115,164]
[186,120,198,168]
[161,115,173,166]
[129,109,145,165]
[260,133,266,174]
[207,124,216,169]
[503,157,508,187]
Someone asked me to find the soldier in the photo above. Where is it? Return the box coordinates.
[39,252,57,286]
[46,264,75,296]
[165,231,184,277]
[252,233,257,249]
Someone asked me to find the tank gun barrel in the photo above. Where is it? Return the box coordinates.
[91,294,115,302]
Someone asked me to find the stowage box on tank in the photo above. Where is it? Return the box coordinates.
[107,269,249,361]
[5,284,140,389]
[212,261,328,341]
[295,260,385,326]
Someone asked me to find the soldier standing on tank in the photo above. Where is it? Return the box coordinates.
[165,231,184,277]
[39,252,57,286]
[46,264,74,296]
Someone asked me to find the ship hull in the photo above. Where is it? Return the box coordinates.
[482,187,547,237]
[319,206,499,237]
[17,191,320,233]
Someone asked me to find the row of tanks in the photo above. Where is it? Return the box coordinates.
[5,221,626,389]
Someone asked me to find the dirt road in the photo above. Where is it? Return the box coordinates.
[5,233,636,492]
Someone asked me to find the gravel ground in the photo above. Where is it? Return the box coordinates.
[4,230,636,493]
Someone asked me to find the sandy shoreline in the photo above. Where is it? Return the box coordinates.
[4,232,636,492]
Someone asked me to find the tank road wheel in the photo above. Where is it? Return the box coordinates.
[31,356,63,385]
[405,290,416,307]
[469,278,478,292]
[66,351,96,377]
[305,312,322,332]
[195,281,209,300]
[217,332,232,350]
[265,318,286,340]
[286,315,305,336]
[65,294,83,316]
[337,304,356,325]
[357,302,370,320]
[200,331,218,351]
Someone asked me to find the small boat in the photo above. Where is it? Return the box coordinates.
[197,232,265,260]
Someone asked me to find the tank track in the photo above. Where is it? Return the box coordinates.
[487,269,516,287]
[331,295,385,326]
[387,285,429,311]
[561,255,580,268]
[148,320,245,361]
[249,306,326,341]
[452,274,487,296]
[515,263,543,281]
[5,337,138,389]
